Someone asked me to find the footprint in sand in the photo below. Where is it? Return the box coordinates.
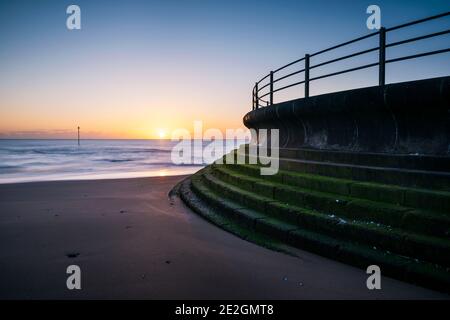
[66,252,80,258]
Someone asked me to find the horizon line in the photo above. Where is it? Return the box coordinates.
[0,138,249,141]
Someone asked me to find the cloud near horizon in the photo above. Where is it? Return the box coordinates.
[0,129,108,139]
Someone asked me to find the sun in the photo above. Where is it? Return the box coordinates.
[157,129,167,139]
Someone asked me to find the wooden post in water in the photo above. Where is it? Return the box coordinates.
[77,126,80,146]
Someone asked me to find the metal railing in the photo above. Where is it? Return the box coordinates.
[252,12,450,110]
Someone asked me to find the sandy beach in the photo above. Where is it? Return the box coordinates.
[0,175,447,299]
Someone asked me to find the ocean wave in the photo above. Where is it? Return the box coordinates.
[96,159,135,163]
[0,165,23,173]
[0,165,21,169]
[33,149,95,154]
[99,148,173,154]
[144,162,206,167]
[95,159,206,166]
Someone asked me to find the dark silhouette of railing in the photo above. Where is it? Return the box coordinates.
[252,12,450,110]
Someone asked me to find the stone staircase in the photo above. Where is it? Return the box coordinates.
[176,145,450,292]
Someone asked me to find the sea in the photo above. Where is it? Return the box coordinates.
[0,139,244,184]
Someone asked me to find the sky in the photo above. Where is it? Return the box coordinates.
[0,0,448,139]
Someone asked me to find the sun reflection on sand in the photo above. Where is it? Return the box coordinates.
[157,170,168,177]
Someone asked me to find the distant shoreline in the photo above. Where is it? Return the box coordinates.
[0,172,195,186]
[0,138,248,141]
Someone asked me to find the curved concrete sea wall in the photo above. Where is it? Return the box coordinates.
[244,77,450,155]
[176,77,450,293]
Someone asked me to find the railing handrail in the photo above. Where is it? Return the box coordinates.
[252,11,450,110]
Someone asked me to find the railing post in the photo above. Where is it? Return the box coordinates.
[269,71,274,105]
[304,54,310,98]
[379,27,386,86]
[252,86,255,110]
[255,82,259,109]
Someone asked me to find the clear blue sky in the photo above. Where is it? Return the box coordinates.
[0,0,448,138]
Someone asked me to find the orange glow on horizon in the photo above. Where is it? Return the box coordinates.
[0,97,247,139]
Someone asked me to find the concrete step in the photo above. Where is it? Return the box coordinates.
[203,168,450,266]
[235,150,450,191]
[177,176,288,252]
[223,163,450,217]
[275,147,450,172]
[179,172,450,293]
[213,164,450,238]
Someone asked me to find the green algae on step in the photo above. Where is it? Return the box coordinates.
[175,170,450,292]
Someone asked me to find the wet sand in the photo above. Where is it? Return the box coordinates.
[0,175,447,299]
